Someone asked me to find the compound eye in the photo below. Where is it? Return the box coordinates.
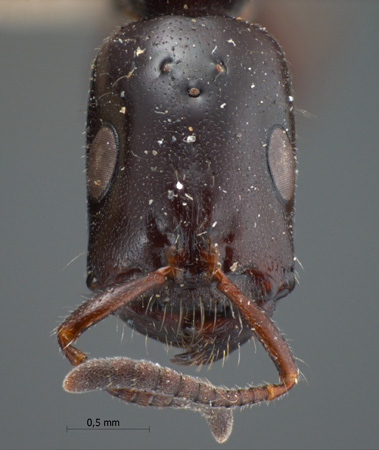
[87,125,118,201]
[267,126,295,203]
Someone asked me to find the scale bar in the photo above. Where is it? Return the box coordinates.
[66,426,150,432]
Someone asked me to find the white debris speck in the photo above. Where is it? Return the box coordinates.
[227,39,236,47]
[149,199,153,205]
[288,95,294,102]
[220,103,226,109]
[184,135,196,143]
[251,83,255,89]
[230,262,238,272]
[152,150,158,156]
[120,91,125,98]
[167,190,175,200]
[176,181,183,190]
[135,47,145,56]
[212,221,217,228]
[212,45,218,54]
[157,139,164,145]
[184,193,193,201]
[120,166,125,171]
[171,136,177,142]
[119,106,126,114]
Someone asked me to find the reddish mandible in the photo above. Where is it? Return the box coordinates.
[58,1,299,443]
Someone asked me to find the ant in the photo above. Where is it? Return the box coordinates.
[58,0,299,442]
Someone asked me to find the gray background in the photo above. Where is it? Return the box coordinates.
[1,1,378,449]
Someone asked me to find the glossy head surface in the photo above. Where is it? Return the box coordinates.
[86,15,296,324]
